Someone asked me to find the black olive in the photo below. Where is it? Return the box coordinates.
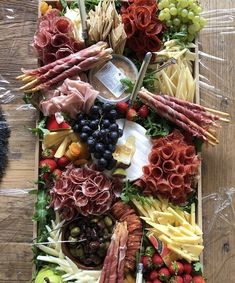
[97,220,105,230]
[90,255,102,266]
[91,228,98,239]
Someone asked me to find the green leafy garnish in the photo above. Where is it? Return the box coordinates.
[145,246,155,257]
[29,117,49,140]
[85,0,99,12]
[121,181,152,206]
[120,78,134,94]
[194,138,204,153]
[137,111,171,137]
[193,262,203,273]
[60,0,68,9]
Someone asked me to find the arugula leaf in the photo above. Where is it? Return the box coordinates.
[138,111,171,138]
[121,181,152,206]
[85,0,99,12]
[29,117,49,140]
[60,0,68,9]
[120,78,134,94]
[193,262,203,273]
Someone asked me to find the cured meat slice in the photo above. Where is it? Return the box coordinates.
[168,173,184,188]
[162,160,176,173]
[34,30,51,48]
[145,20,163,36]
[56,47,74,59]
[149,151,161,166]
[151,166,163,180]
[54,17,73,34]
[145,35,162,52]
[51,34,70,47]
[134,6,152,30]
[161,144,174,160]
[122,15,136,38]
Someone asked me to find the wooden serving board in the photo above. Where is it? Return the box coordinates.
[33,0,203,275]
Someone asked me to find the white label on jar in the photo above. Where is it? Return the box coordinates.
[95,61,126,98]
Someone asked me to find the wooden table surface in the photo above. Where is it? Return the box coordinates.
[0,0,235,282]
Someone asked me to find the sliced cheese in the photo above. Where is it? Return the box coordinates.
[54,136,71,158]
[171,235,201,244]
[181,244,204,257]
[44,130,72,148]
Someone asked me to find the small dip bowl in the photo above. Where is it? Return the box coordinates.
[61,214,114,270]
[89,54,138,104]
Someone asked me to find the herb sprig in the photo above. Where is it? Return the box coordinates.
[121,181,152,206]
[29,117,49,140]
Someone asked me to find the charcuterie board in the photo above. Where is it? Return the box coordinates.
[16,0,231,282]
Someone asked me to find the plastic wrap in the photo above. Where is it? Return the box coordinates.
[0,0,235,282]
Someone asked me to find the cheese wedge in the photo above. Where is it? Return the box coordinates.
[44,130,72,148]
[54,136,71,158]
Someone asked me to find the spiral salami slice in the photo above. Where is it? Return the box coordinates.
[149,150,161,166]
[51,33,70,47]
[134,6,152,30]
[54,17,73,34]
[145,20,163,36]
[122,16,136,38]
[151,166,163,180]
[161,144,174,160]
[34,30,51,48]
[169,173,184,188]
[163,160,176,173]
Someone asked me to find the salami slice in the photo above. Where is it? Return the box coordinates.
[54,17,73,34]
[134,6,152,30]
[51,33,70,47]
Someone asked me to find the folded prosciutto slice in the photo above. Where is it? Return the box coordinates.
[40,77,98,118]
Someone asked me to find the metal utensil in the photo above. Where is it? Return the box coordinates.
[122,52,152,130]
[151,57,177,74]
[135,232,145,283]
[78,0,88,45]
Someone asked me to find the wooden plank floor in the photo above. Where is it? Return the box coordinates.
[0,0,235,282]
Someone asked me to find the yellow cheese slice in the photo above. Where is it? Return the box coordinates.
[54,136,71,158]
[44,130,72,148]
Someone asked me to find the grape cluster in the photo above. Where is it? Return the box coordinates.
[158,0,207,42]
[72,103,123,171]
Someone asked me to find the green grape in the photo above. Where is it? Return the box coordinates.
[191,3,198,13]
[188,24,196,34]
[170,7,177,16]
[166,20,172,27]
[187,34,195,42]
[161,0,169,8]
[169,3,175,9]
[192,22,201,32]
[173,18,181,26]
[158,2,164,10]
[180,0,188,8]
[181,9,188,17]
[165,13,171,21]
[188,11,195,19]
[196,6,202,14]
[159,11,166,21]
[181,17,189,23]
[163,8,170,13]
[199,17,207,27]
[193,15,200,24]
[188,0,194,5]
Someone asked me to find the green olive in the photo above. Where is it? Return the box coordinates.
[68,236,77,246]
[104,216,113,227]
[97,248,106,258]
[90,217,99,223]
[70,227,81,237]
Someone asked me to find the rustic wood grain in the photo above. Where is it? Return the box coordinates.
[0,0,234,282]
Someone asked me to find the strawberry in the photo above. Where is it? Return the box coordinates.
[141,255,152,270]
[153,279,162,283]
[146,281,153,283]
[126,108,137,120]
[46,115,70,131]
[41,148,55,159]
[116,101,129,114]
[39,159,57,173]
[183,263,192,275]
[57,156,70,168]
[169,261,184,275]
[52,168,62,180]
[192,276,206,283]
[158,267,170,281]
[149,270,159,280]
[170,276,183,283]
[152,253,164,268]
[183,274,193,283]
[138,104,149,118]
[132,101,141,111]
